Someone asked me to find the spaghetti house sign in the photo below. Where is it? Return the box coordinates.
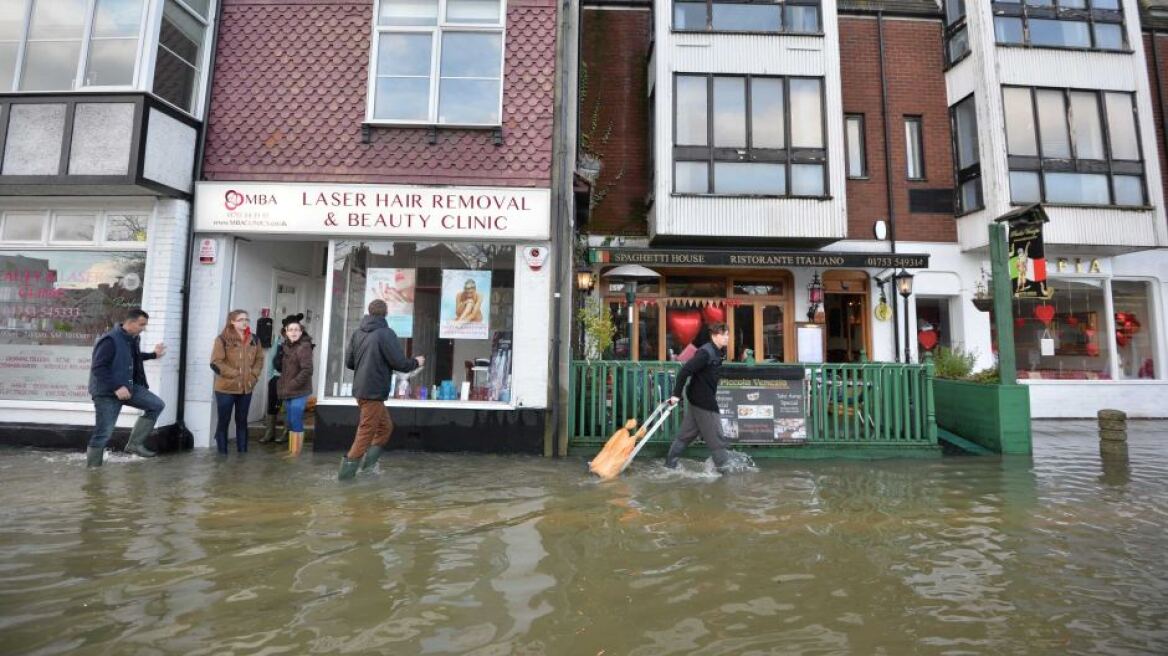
[590,248,930,269]
[194,182,551,240]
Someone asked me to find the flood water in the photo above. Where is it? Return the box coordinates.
[1,421,1166,655]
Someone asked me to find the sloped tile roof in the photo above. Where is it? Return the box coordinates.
[203,0,556,187]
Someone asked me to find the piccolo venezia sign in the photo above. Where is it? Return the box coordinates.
[194,182,551,240]
[591,248,929,269]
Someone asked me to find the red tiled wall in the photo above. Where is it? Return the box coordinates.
[839,16,957,243]
[578,7,651,236]
[203,0,556,187]
[1143,32,1168,212]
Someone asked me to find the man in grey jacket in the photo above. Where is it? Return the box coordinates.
[339,299,424,479]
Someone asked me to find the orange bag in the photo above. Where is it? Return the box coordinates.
[589,419,640,481]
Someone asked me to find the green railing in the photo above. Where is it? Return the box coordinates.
[568,360,937,448]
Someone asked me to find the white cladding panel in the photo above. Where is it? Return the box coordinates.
[997,49,1139,90]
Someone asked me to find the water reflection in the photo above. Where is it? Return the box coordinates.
[0,422,1166,654]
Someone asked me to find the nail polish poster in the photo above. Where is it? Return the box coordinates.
[440,270,491,339]
[364,268,415,337]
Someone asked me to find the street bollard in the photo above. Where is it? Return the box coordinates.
[1097,409,1127,443]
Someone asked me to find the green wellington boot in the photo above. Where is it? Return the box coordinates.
[86,447,104,468]
[123,416,157,458]
[359,445,384,472]
[259,414,277,443]
[338,457,360,481]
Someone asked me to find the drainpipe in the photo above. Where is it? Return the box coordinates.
[175,0,223,446]
[877,10,901,362]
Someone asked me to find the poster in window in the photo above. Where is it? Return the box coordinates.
[440,270,491,339]
[364,268,415,337]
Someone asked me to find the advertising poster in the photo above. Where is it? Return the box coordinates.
[440,270,491,339]
[715,367,807,445]
[364,268,415,337]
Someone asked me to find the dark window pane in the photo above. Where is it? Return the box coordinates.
[674,2,707,31]
[713,76,746,148]
[1044,172,1109,203]
[711,4,780,32]
[1093,23,1123,49]
[1004,88,1038,156]
[675,76,708,146]
[994,17,1024,43]
[1029,19,1091,48]
[714,162,785,195]
[1113,175,1144,206]
[1105,92,1139,160]
[675,161,709,193]
[791,163,824,196]
[1036,89,1070,158]
[1009,171,1041,203]
[954,96,980,168]
[959,178,982,211]
[789,78,823,148]
[751,78,784,148]
[947,26,970,62]
[1069,91,1104,160]
[784,5,818,33]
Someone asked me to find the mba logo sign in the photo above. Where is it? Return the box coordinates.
[224,189,278,211]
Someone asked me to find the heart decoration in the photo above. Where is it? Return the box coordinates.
[701,304,726,324]
[1086,342,1100,357]
[1067,316,1079,326]
[918,329,938,351]
[1014,318,1026,329]
[667,309,702,347]
[1034,304,1055,326]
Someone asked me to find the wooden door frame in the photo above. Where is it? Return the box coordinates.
[821,270,873,361]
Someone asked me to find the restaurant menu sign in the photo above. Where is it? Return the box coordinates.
[716,366,807,445]
[195,182,551,240]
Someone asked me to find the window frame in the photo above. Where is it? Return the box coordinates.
[904,115,925,181]
[991,0,1129,52]
[0,208,151,249]
[1002,84,1148,208]
[671,72,829,199]
[943,0,972,67]
[844,113,867,179]
[365,0,507,127]
[949,93,983,216]
[671,0,823,36]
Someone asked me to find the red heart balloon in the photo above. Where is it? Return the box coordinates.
[1086,342,1100,357]
[918,329,938,351]
[667,309,702,347]
[1067,316,1079,326]
[1034,305,1055,325]
[1014,318,1025,329]
[701,304,726,324]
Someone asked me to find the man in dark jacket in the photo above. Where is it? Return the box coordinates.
[339,299,425,479]
[666,321,731,471]
[87,308,166,467]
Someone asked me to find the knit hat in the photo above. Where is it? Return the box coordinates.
[281,313,304,327]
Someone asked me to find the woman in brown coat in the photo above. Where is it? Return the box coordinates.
[210,309,265,454]
[276,319,313,456]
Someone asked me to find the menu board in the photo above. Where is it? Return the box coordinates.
[716,366,807,445]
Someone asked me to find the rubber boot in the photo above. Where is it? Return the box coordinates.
[259,414,277,443]
[123,416,157,458]
[86,447,104,468]
[360,445,383,472]
[664,440,685,469]
[286,431,303,457]
[338,457,360,481]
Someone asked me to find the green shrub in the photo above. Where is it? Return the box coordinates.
[967,367,1001,385]
[931,346,977,380]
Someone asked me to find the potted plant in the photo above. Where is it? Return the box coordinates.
[579,296,616,362]
[931,346,1030,455]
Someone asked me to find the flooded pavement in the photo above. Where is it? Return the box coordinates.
[1,421,1166,655]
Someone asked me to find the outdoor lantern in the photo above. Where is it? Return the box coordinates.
[806,271,824,321]
[575,268,595,292]
[895,269,915,298]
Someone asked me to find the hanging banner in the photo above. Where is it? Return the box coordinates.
[364,268,416,337]
[998,204,1054,300]
[440,270,491,339]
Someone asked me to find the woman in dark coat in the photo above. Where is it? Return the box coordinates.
[276,319,314,456]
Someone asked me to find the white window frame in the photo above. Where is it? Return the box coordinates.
[0,207,150,250]
[365,0,506,127]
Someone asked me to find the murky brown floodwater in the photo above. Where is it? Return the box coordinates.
[1,421,1166,655]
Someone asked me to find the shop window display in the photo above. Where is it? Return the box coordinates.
[1014,278,1111,380]
[1112,280,1156,380]
[327,241,514,402]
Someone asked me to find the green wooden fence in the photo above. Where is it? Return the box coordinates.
[568,360,937,449]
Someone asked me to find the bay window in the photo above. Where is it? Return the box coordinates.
[673,73,826,197]
[673,0,821,35]
[0,0,212,115]
[1003,86,1145,206]
[993,0,1127,51]
[369,0,505,126]
[949,94,983,214]
[943,0,970,65]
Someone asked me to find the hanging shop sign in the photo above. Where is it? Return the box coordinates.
[715,366,807,445]
[194,182,551,240]
[996,204,1054,300]
[591,248,929,269]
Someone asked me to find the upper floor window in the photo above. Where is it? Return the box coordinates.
[844,114,866,179]
[949,94,983,214]
[1002,86,1145,206]
[943,0,971,65]
[0,0,210,114]
[673,73,826,197]
[368,0,505,126]
[904,116,925,180]
[993,0,1126,51]
[673,0,821,35]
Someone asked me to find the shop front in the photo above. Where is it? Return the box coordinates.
[585,247,930,364]
[190,182,553,453]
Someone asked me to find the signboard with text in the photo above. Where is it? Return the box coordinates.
[715,366,807,445]
[195,182,551,240]
[591,248,929,269]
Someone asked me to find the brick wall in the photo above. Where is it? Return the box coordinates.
[839,16,957,243]
[579,6,651,236]
[203,0,556,188]
[1143,32,1168,213]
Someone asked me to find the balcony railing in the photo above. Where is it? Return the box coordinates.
[568,360,938,450]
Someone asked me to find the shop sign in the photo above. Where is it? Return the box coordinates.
[716,366,807,445]
[195,182,551,240]
[591,248,929,269]
[198,238,216,264]
[1054,257,1105,274]
[996,203,1054,299]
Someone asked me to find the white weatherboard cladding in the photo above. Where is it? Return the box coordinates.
[652,3,846,240]
[997,49,1138,90]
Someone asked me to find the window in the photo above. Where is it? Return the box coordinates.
[1003,86,1145,206]
[152,0,208,112]
[915,297,953,354]
[904,116,924,180]
[950,94,983,213]
[1112,280,1157,380]
[845,114,866,178]
[993,0,1127,51]
[369,0,504,126]
[673,74,826,197]
[943,0,971,65]
[673,0,821,34]
[1014,279,1111,380]
[327,241,515,402]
